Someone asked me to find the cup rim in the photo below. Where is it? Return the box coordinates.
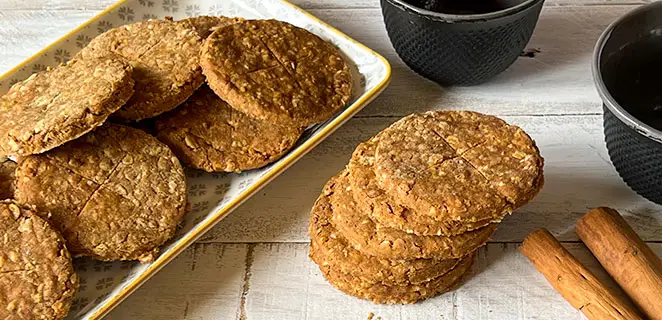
[383,0,543,22]
[593,1,662,144]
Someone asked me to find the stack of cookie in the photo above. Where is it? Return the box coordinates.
[0,15,352,319]
[309,111,544,304]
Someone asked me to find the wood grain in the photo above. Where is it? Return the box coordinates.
[106,244,248,320]
[237,242,662,320]
[0,10,95,74]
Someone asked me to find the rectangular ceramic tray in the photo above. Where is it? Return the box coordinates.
[0,1,391,318]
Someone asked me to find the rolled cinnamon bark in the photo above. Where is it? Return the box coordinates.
[576,207,662,320]
[521,228,643,320]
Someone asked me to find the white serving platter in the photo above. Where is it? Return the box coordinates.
[0,1,391,318]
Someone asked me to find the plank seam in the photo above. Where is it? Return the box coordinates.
[451,291,458,320]
[238,244,255,320]
[0,3,644,11]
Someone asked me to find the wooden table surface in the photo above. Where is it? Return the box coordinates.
[2,0,662,319]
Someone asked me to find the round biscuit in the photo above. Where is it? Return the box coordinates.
[154,86,303,172]
[201,19,352,127]
[0,56,134,155]
[78,18,204,122]
[0,200,78,320]
[319,253,474,304]
[328,171,497,260]
[373,111,544,231]
[348,141,495,236]
[15,124,187,262]
[308,188,459,286]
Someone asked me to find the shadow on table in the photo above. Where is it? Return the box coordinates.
[493,7,602,83]
[495,172,662,243]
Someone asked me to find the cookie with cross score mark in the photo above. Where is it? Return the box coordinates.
[15,124,187,263]
[78,18,204,122]
[200,19,353,127]
[369,111,544,236]
[0,200,78,320]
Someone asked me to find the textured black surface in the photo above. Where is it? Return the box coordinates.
[604,106,662,204]
[381,0,544,86]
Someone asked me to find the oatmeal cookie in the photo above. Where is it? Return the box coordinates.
[308,188,459,285]
[201,19,352,127]
[328,171,496,260]
[78,18,204,122]
[348,141,494,236]
[15,124,187,262]
[0,56,134,155]
[319,253,474,304]
[0,200,78,320]
[373,111,544,229]
[154,86,303,172]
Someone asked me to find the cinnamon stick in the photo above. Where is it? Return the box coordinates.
[521,228,643,320]
[576,207,662,320]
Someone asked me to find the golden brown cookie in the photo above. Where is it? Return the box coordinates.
[0,56,134,155]
[348,141,494,236]
[78,18,204,122]
[15,124,187,263]
[308,187,459,285]
[328,171,496,260]
[201,19,352,127]
[0,157,16,199]
[182,15,245,38]
[0,200,78,320]
[373,111,544,231]
[154,86,303,172]
[319,253,474,304]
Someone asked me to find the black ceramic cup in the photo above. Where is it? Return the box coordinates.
[380,0,545,86]
[594,2,662,205]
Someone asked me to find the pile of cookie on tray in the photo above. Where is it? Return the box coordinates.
[0,15,352,320]
[309,111,545,304]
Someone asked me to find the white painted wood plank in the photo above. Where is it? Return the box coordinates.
[455,243,641,319]
[0,0,115,10]
[0,10,100,74]
[301,0,651,8]
[244,243,662,320]
[0,0,650,10]
[244,243,456,320]
[308,5,633,117]
[0,6,636,116]
[200,115,662,244]
[107,243,248,320]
